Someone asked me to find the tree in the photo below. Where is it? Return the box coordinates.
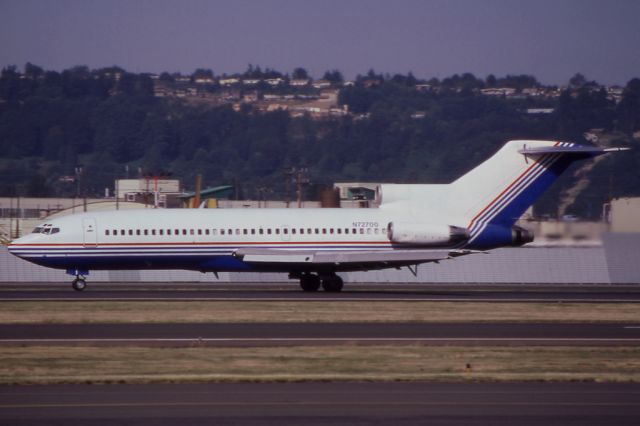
[569,73,587,88]
[24,62,44,79]
[159,72,174,82]
[617,78,640,133]
[322,70,344,83]
[292,67,309,80]
[192,68,214,79]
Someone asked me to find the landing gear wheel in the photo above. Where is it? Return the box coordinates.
[322,275,344,292]
[72,278,86,292]
[300,274,321,292]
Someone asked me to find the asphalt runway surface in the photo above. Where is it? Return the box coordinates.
[2,322,640,347]
[1,382,639,425]
[2,282,640,301]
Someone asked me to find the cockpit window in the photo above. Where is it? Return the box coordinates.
[33,224,61,235]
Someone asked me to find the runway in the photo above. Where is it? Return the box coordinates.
[1,382,639,425]
[2,322,639,346]
[2,282,640,302]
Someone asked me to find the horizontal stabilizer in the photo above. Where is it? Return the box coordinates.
[519,145,629,156]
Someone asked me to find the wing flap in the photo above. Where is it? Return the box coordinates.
[235,248,453,266]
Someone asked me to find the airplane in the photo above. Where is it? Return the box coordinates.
[8,140,628,292]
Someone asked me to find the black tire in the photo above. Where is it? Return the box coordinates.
[72,278,86,291]
[322,276,344,292]
[300,274,320,292]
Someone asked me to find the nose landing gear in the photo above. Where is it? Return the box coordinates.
[72,277,87,291]
[67,269,89,292]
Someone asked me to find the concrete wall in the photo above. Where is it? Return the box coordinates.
[4,240,638,284]
[611,198,640,232]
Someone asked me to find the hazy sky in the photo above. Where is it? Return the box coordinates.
[1,0,639,85]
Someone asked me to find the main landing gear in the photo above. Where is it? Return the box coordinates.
[298,273,344,292]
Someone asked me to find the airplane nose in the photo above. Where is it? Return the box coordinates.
[7,238,27,258]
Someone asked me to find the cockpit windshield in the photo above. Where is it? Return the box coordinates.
[31,225,60,235]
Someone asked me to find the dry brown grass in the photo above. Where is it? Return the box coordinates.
[0,301,638,324]
[2,345,639,385]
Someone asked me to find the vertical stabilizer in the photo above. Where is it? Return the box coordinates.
[449,140,617,246]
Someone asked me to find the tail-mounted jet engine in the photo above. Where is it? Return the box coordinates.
[387,222,469,246]
[511,225,534,246]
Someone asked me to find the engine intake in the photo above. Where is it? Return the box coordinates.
[387,222,469,246]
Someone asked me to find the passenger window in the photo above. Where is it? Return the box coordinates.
[283,228,288,235]
[322,229,327,234]
[182,229,187,235]
[259,229,264,235]
[105,230,110,236]
[243,229,248,235]
[144,230,148,236]
[337,229,342,234]
[190,229,195,235]
[129,230,133,236]
[251,229,255,235]
[292,229,296,234]
[300,229,304,234]
[228,229,233,235]
[367,228,372,234]
[32,227,43,234]
[167,229,171,235]
[51,228,60,234]
[235,229,241,235]
[136,230,141,236]
[212,229,217,235]
[221,229,226,235]
[330,229,334,234]
[374,228,379,234]
[198,229,202,235]
[160,229,164,236]
[152,230,156,236]
[121,230,125,235]
[315,228,319,234]
[352,229,357,234]
[275,229,280,235]
[360,229,364,234]
[267,229,272,235]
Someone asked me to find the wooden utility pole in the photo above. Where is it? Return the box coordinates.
[194,174,202,208]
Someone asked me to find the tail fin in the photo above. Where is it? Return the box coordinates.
[450,140,624,244]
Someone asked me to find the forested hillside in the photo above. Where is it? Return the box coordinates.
[1,64,639,218]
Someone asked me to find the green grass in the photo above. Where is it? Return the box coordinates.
[2,346,639,385]
[1,301,639,323]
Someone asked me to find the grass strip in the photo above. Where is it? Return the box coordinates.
[1,345,639,385]
[0,301,638,324]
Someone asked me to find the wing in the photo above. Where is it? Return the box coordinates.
[233,248,477,272]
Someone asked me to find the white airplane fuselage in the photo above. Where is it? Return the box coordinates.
[11,208,406,273]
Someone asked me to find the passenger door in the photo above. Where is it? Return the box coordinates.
[82,218,98,247]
